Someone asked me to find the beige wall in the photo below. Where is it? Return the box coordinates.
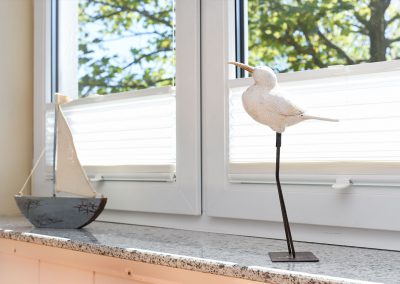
[0,0,33,215]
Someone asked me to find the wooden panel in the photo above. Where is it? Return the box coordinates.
[95,270,256,284]
[40,261,93,284]
[95,273,149,284]
[0,239,267,284]
[0,252,39,284]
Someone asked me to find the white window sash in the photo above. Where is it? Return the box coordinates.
[202,0,400,234]
[34,0,201,215]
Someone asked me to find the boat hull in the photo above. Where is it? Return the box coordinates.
[14,196,107,229]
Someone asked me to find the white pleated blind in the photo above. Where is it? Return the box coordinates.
[229,62,400,173]
[46,87,176,174]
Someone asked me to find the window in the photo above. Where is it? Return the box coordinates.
[230,0,400,177]
[229,63,400,179]
[56,0,176,169]
[34,0,201,215]
[203,0,400,234]
[61,0,176,97]
[33,0,400,249]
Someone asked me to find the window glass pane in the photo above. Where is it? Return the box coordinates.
[229,66,400,165]
[247,0,400,72]
[46,91,176,167]
[78,0,175,96]
[229,1,400,168]
[54,0,176,168]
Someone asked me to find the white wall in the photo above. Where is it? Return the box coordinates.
[0,0,33,215]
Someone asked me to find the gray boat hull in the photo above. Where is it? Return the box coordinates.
[14,196,107,229]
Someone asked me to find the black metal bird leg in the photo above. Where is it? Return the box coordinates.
[269,132,319,262]
[275,132,296,257]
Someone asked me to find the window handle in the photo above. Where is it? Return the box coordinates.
[89,175,103,182]
[332,177,352,190]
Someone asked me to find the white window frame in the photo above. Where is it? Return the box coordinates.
[202,0,400,238]
[33,0,201,216]
[32,0,400,251]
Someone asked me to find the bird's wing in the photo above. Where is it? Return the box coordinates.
[261,93,304,116]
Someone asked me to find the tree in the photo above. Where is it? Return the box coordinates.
[77,0,400,95]
[78,0,174,96]
[247,0,400,72]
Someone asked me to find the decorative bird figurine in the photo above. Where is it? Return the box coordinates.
[229,62,338,133]
[229,61,336,262]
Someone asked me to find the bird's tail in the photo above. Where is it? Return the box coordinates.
[302,115,339,122]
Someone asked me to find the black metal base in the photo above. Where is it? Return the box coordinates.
[269,252,319,262]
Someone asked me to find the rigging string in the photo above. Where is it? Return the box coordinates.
[18,149,46,196]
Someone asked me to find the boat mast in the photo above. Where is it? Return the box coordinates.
[52,95,58,197]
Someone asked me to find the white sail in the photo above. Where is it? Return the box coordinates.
[55,95,97,197]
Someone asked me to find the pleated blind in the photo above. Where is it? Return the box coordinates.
[46,87,176,175]
[229,61,400,175]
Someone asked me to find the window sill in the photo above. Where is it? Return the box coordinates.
[1,216,398,284]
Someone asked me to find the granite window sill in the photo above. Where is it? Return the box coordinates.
[0,217,398,284]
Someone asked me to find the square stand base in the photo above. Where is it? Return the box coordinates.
[269,252,319,262]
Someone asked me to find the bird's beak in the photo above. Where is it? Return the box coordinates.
[228,62,254,73]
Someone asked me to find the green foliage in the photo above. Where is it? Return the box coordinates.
[77,0,400,94]
[78,0,174,96]
[248,0,400,72]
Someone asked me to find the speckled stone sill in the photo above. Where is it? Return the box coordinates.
[0,228,378,284]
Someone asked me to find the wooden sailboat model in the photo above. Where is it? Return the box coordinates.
[15,94,107,229]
